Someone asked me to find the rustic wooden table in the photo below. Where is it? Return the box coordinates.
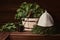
[9,32,60,40]
[0,32,60,40]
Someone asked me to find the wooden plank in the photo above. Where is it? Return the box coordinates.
[10,32,60,40]
[0,32,9,40]
[10,32,45,40]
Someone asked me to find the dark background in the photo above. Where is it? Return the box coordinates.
[0,0,60,33]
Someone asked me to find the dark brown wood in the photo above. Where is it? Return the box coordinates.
[10,32,45,40]
[0,32,9,40]
[0,32,60,40]
[10,32,60,40]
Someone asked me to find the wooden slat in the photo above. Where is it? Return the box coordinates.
[10,32,60,40]
[0,32,9,40]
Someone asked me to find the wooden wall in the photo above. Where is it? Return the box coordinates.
[0,0,60,33]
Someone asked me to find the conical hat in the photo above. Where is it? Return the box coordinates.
[37,10,54,27]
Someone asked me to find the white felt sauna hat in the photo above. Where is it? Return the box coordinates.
[37,10,54,27]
